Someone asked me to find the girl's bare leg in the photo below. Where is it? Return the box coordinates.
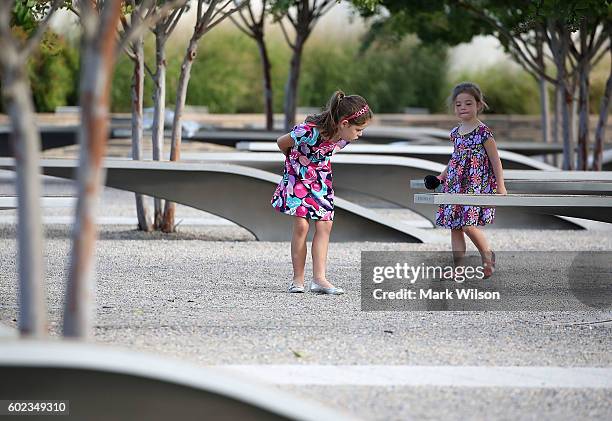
[312,220,333,288]
[462,226,493,260]
[451,228,467,265]
[291,218,310,286]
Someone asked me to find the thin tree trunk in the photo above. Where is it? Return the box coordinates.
[575,24,590,171]
[131,34,152,232]
[548,21,574,170]
[283,37,305,131]
[561,81,574,170]
[552,82,561,167]
[535,32,552,164]
[162,39,197,233]
[577,61,590,170]
[538,77,552,164]
[152,34,167,229]
[257,37,274,130]
[570,80,579,169]
[63,0,122,338]
[592,50,612,171]
[1,60,47,338]
[535,32,550,145]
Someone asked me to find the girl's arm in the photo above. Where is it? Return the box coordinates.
[484,137,507,195]
[438,165,448,181]
[277,133,294,157]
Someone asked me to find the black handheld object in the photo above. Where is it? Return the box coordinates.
[424,175,441,190]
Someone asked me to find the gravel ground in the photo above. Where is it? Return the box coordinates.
[1,171,611,420]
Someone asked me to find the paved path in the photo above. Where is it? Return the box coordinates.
[1,168,611,420]
[214,365,612,388]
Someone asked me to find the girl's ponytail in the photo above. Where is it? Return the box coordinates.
[306,90,371,139]
[329,90,345,122]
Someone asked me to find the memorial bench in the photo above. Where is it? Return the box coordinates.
[178,152,585,230]
[0,157,436,243]
[235,142,558,170]
[414,193,612,224]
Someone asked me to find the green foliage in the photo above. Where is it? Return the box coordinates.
[299,36,448,112]
[183,30,263,113]
[12,0,49,32]
[590,59,612,115]
[362,0,491,48]
[450,64,541,115]
[109,28,447,114]
[28,31,79,112]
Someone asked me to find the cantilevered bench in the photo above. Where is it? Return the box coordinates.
[390,140,564,157]
[410,170,612,194]
[111,126,446,145]
[0,340,351,420]
[414,193,612,224]
[0,195,76,210]
[0,126,82,156]
[235,142,558,170]
[178,152,584,230]
[0,158,437,243]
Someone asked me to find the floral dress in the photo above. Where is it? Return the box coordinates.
[271,122,350,221]
[436,123,497,228]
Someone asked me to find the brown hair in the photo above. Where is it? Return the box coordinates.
[306,90,372,139]
[449,82,489,114]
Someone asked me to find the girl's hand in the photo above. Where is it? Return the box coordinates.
[437,173,446,182]
[497,186,507,195]
[277,133,295,158]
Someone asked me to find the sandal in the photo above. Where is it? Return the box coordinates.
[482,250,496,279]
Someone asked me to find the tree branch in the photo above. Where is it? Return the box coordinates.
[166,7,186,37]
[116,0,186,58]
[591,41,610,68]
[278,18,295,49]
[246,1,257,26]
[286,10,297,29]
[210,0,233,23]
[258,0,267,26]
[144,62,155,80]
[206,1,247,35]
[229,15,254,38]
[237,4,253,27]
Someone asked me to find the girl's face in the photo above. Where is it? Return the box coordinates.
[454,92,481,121]
[338,119,369,141]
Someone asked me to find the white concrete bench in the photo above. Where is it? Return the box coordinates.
[111,126,446,145]
[0,340,351,420]
[235,142,558,171]
[410,170,612,194]
[414,193,612,223]
[0,157,437,243]
[390,140,564,157]
[178,152,583,230]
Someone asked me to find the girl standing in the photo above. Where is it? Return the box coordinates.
[436,82,506,278]
[272,91,371,294]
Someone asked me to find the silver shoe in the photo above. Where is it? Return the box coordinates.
[288,282,305,293]
[310,280,345,295]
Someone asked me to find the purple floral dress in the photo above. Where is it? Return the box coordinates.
[271,122,350,221]
[436,123,497,228]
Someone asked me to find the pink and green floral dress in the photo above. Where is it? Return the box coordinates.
[271,122,350,221]
[436,123,497,228]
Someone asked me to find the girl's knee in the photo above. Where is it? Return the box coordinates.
[462,226,479,234]
[293,218,310,236]
[314,220,333,234]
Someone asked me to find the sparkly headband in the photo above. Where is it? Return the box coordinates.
[343,105,370,121]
